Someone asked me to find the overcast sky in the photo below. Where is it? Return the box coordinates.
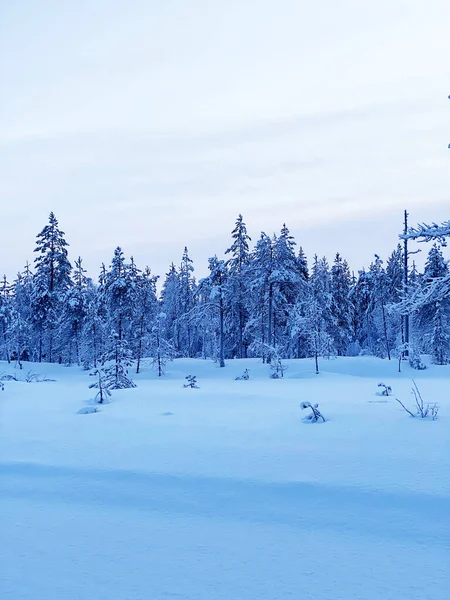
[1,0,449,282]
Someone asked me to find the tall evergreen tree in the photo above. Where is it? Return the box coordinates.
[225,214,251,358]
[198,256,229,367]
[161,263,181,353]
[134,266,159,374]
[178,247,197,357]
[0,275,12,362]
[330,253,353,356]
[32,212,72,362]
[64,257,90,365]
[368,255,392,359]
[296,247,309,281]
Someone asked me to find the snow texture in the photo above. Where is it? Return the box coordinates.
[1,356,449,600]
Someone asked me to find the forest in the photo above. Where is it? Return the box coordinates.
[1,212,449,373]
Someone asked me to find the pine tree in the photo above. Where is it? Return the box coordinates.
[147,313,175,376]
[102,332,136,389]
[102,247,132,342]
[348,269,372,354]
[64,257,89,365]
[178,247,197,357]
[160,264,179,351]
[368,255,392,359]
[198,256,229,367]
[32,212,72,362]
[431,301,450,364]
[134,267,159,374]
[0,275,12,362]
[9,264,34,363]
[272,224,302,356]
[81,279,102,369]
[416,244,449,352]
[297,247,309,281]
[386,244,404,303]
[330,253,352,356]
[89,367,112,404]
[225,214,251,358]
[247,233,274,362]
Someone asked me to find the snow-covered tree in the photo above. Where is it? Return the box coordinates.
[197,256,229,367]
[102,332,136,389]
[291,256,335,373]
[330,253,352,356]
[147,312,175,376]
[430,301,450,365]
[0,275,12,362]
[271,224,303,356]
[367,255,392,359]
[160,263,181,354]
[178,247,197,357]
[32,212,72,362]
[296,247,309,281]
[102,247,134,343]
[134,266,159,374]
[64,257,90,365]
[89,367,112,404]
[246,233,274,362]
[225,214,251,358]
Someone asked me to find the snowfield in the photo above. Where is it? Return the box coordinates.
[1,356,449,600]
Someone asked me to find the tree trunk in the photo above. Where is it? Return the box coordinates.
[238,305,244,359]
[39,327,43,363]
[219,297,225,368]
[267,283,273,363]
[136,314,145,374]
[380,301,391,360]
[2,322,10,363]
[403,209,409,356]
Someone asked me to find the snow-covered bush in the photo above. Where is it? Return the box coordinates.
[377,382,392,396]
[270,357,288,379]
[300,401,326,423]
[395,381,439,420]
[183,375,199,388]
[24,371,56,383]
[235,368,250,380]
[409,351,427,371]
[1,371,55,383]
[0,373,18,381]
[89,368,112,404]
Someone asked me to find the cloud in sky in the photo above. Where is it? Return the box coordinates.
[1,0,449,280]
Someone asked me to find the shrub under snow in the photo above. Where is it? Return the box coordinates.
[300,401,326,423]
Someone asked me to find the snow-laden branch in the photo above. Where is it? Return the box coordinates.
[396,272,450,313]
[400,221,450,244]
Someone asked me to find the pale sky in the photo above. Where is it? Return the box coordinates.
[1,0,449,282]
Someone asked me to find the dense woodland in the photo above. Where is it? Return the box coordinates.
[0,212,449,374]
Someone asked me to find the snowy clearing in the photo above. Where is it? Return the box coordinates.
[1,356,449,600]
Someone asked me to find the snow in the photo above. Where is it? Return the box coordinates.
[1,356,449,600]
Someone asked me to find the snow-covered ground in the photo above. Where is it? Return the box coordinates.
[1,357,449,600]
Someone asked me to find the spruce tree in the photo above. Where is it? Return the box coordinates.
[178,247,197,357]
[330,253,352,356]
[225,214,251,358]
[198,256,229,367]
[134,266,159,374]
[32,212,72,362]
[0,275,12,362]
[161,263,181,353]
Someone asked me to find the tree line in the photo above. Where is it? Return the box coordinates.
[0,212,448,373]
